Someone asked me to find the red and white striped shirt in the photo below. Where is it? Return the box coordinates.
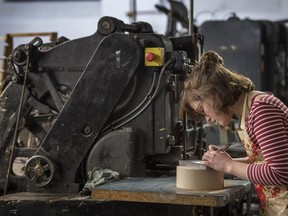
[245,93,288,186]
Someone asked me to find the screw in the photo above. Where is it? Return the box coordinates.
[81,124,92,136]
[102,21,111,30]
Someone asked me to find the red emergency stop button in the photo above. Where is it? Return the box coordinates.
[145,48,164,66]
[145,52,155,62]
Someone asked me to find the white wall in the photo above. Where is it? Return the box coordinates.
[0,1,104,42]
[0,0,287,45]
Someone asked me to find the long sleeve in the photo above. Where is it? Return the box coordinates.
[245,94,288,186]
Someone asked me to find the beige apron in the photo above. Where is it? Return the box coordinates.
[237,93,288,216]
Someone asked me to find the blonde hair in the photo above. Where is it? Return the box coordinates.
[180,50,254,121]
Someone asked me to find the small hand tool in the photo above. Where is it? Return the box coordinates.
[218,143,232,152]
[178,160,210,170]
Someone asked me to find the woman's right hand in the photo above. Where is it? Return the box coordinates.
[202,144,233,173]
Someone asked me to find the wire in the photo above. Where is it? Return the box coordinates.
[105,71,157,129]
[109,58,174,131]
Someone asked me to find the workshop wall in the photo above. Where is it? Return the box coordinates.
[1,0,287,79]
[0,0,287,42]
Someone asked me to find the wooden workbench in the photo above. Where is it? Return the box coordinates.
[91,176,251,207]
[0,177,251,216]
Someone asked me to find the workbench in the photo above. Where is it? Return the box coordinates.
[0,177,251,216]
[91,176,251,207]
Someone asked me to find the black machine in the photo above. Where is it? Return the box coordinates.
[199,16,288,105]
[0,16,204,194]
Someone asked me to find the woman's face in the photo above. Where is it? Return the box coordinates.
[189,98,232,127]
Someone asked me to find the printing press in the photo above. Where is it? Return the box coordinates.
[0,16,255,216]
[0,16,205,194]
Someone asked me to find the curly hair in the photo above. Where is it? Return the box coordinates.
[180,50,254,121]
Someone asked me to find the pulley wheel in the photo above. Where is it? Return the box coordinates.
[24,155,55,187]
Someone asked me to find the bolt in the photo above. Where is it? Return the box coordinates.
[82,124,92,136]
[166,135,175,146]
[11,76,18,83]
[35,166,44,176]
[102,21,111,30]
[24,44,30,50]
[38,67,44,72]
[166,81,176,92]
[5,148,11,155]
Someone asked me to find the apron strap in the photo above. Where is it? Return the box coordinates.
[239,93,248,130]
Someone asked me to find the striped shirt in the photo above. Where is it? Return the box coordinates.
[245,93,288,186]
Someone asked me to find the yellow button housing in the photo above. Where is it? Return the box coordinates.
[144,47,164,66]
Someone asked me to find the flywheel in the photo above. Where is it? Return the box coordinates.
[24,155,55,187]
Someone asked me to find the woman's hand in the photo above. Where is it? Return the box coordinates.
[202,144,233,173]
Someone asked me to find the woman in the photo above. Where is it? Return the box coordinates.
[180,50,288,215]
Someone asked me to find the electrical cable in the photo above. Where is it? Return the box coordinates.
[109,58,174,131]
[102,72,157,133]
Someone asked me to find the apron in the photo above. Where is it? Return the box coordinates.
[237,93,288,216]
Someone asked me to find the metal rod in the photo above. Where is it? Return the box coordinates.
[188,0,194,35]
[4,49,30,195]
[129,0,137,22]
